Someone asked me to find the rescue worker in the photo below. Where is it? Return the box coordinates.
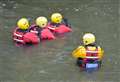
[13,18,40,44]
[48,13,72,34]
[72,33,104,68]
[13,18,30,44]
[29,16,55,40]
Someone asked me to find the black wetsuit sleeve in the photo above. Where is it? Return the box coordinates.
[36,28,43,37]
[28,26,41,36]
[63,18,71,28]
[28,26,33,32]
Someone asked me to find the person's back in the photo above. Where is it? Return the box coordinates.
[72,33,104,70]
[47,13,72,34]
[13,18,30,44]
[72,45,103,60]
[29,16,55,40]
[13,18,40,44]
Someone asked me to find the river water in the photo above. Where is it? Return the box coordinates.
[0,0,119,82]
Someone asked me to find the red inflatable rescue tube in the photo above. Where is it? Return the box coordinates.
[23,32,40,44]
[40,28,55,40]
[13,28,40,44]
[47,24,72,34]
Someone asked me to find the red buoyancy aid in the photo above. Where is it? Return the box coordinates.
[41,28,55,40]
[80,47,99,68]
[85,47,99,61]
[47,23,72,34]
[29,24,55,40]
[13,28,25,44]
[29,24,39,34]
[13,28,40,44]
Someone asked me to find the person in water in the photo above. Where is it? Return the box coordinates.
[72,33,104,69]
[13,18,30,44]
[13,18,40,44]
[29,16,55,40]
[47,13,72,34]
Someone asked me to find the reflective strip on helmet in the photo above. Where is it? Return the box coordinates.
[14,33,23,37]
[86,56,98,59]
[14,38,24,43]
[30,30,38,34]
[86,51,98,53]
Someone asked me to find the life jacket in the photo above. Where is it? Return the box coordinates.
[29,24,55,40]
[13,27,40,44]
[13,28,27,44]
[83,46,99,63]
[47,22,72,34]
[29,24,41,36]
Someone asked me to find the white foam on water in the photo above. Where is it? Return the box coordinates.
[65,8,69,10]
[2,3,6,7]
[114,62,118,65]
[94,12,98,15]
[13,6,16,9]
[39,70,47,74]
[4,26,9,29]
[58,8,63,11]
[10,1,15,4]
[73,8,80,12]
[103,12,106,16]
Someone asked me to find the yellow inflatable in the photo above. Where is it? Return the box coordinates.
[72,46,104,60]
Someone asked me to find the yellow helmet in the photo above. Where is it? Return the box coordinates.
[51,13,63,23]
[17,18,29,30]
[83,33,95,45]
[36,16,48,28]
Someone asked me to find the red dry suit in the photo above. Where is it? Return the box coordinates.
[29,24,55,40]
[47,22,72,34]
[13,27,39,44]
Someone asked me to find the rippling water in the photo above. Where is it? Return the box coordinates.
[0,0,119,82]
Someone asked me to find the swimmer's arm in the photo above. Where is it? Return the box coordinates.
[63,18,71,28]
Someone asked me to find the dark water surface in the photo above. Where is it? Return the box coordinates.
[0,0,119,82]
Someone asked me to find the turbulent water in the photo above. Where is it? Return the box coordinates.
[0,0,119,82]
